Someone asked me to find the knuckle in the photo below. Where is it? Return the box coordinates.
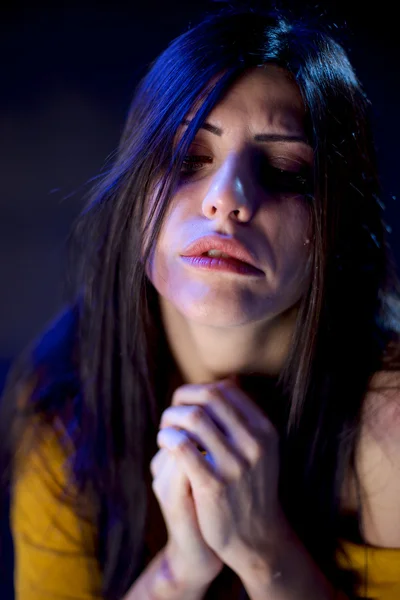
[262,418,278,438]
[175,436,191,452]
[149,449,162,476]
[160,406,174,423]
[221,377,237,390]
[188,405,204,426]
[151,478,161,497]
[170,389,182,406]
[247,439,263,462]
[202,386,219,404]
[170,384,191,405]
[229,457,247,480]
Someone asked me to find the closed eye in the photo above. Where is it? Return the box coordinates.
[180,155,213,174]
[179,155,313,196]
[259,164,313,195]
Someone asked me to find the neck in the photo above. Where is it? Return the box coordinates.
[158,295,299,387]
[161,360,285,435]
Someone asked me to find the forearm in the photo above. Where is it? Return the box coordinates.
[238,525,348,600]
[124,546,210,600]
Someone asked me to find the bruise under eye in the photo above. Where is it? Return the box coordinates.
[264,166,313,195]
[255,154,314,196]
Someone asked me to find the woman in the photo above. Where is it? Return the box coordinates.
[1,3,400,600]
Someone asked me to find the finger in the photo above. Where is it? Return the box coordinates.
[151,448,200,544]
[171,376,273,433]
[150,447,168,478]
[157,427,220,488]
[168,387,267,463]
[151,446,190,510]
[160,405,249,469]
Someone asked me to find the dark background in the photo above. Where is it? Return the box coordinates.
[0,1,399,597]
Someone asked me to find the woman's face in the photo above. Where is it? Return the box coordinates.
[145,65,314,327]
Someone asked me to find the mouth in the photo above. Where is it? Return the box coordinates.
[180,235,264,274]
[180,253,264,276]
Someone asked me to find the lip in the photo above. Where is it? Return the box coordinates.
[180,235,264,274]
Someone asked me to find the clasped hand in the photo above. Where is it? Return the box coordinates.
[154,375,286,579]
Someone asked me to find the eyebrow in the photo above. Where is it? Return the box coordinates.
[181,118,311,147]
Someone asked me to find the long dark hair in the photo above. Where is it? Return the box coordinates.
[2,4,400,599]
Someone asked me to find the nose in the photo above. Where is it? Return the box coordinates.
[201,151,258,225]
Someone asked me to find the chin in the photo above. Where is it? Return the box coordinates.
[175,294,276,327]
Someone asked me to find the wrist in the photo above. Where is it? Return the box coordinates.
[126,546,210,600]
[226,508,291,584]
[162,544,213,599]
[238,520,337,600]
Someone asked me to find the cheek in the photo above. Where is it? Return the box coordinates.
[287,200,313,249]
[271,198,312,248]
[295,197,313,232]
[277,200,313,280]
[144,209,181,289]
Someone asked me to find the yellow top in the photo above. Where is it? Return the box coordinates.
[11,426,400,600]
[11,424,102,600]
[336,540,400,600]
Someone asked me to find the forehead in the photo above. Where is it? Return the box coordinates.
[188,65,307,134]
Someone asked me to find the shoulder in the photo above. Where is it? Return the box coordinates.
[354,369,400,547]
[8,303,83,492]
[14,414,73,483]
[363,369,400,444]
[12,414,97,549]
[11,419,102,599]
